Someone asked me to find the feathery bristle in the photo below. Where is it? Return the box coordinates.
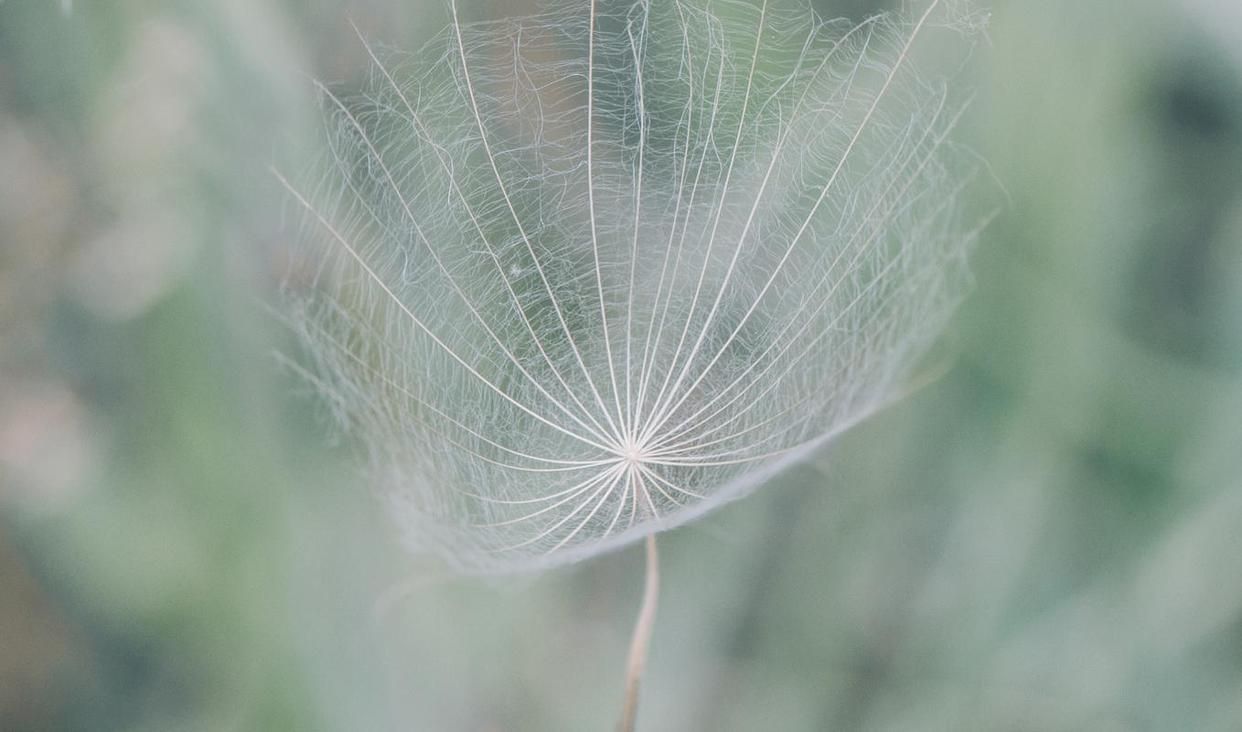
[282,0,979,574]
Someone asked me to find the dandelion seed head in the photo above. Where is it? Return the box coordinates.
[282,0,981,574]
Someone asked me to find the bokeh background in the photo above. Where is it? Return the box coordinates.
[2,0,1241,730]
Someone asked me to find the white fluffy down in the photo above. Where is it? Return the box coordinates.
[284,0,979,573]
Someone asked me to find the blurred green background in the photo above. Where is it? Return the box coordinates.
[2,0,1241,730]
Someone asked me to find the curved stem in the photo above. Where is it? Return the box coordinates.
[618,534,660,732]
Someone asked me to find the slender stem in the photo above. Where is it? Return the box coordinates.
[618,533,660,732]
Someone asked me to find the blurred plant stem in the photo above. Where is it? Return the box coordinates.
[618,534,659,732]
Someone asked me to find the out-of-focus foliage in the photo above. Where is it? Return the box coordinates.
[0,0,1239,730]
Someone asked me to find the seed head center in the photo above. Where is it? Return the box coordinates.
[621,441,646,466]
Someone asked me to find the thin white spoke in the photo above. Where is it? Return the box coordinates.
[450,0,624,443]
[650,178,970,462]
[633,2,698,434]
[546,465,629,554]
[650,369,849,461]
[637,20,732,433]
[634,464,659,520]
[275,169,617,453]
[640,355,904,467]
[464,461,626,507]
[623,3,651,441]
[669,192,988,464]
[474,464,624,528]
[634,464,683,512]
[317,76,616,449]
[601,467,636,541]
[639,19,878,442]
[646,94,962,448]
[635,15,726,433]
[652,189,945,457]
[637,462,704,501]
[303,292,614,470]
[630,466,655,525]
[641,2,946,443]
[638,449,794,468]
[494,465,627,553]
[584,0,627,434]
[645,99,963,447]
[650,405,790,458]
[643,0,769,440]
[320,340,615,474]
[625,469,641,529]
[352,25,619,445]
[286,337,620,482]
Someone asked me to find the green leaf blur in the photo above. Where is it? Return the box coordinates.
[1,0,1239,730]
